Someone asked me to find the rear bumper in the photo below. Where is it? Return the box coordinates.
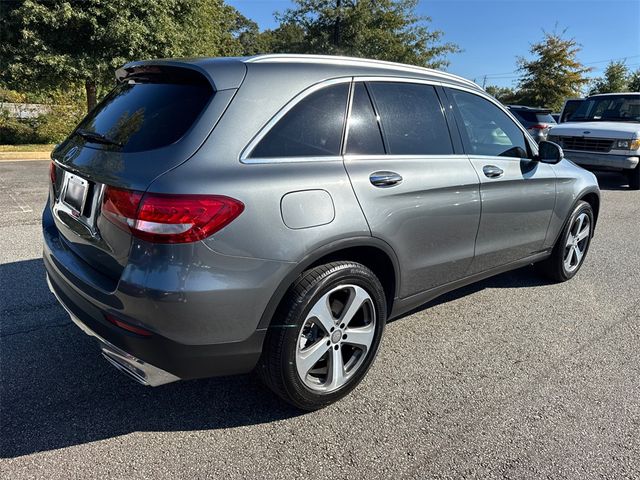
[47,274,179,386]
[45,252,268,381]
[564,150,639,170]
[42,202,290,382]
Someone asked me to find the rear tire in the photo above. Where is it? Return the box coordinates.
[627,165,640,190]
[258,261,386,411]
[538,201,594,282]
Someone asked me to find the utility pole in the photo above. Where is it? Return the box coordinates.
[333,0,342,49]
[482,75,487,89]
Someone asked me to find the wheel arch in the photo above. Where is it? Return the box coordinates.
[257,237,400,329]
[578,190,600,229]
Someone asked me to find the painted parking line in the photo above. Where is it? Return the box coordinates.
[0,175,34,213]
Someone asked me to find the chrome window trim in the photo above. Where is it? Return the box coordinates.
[240,77,353,164]
[343,153,470,162]
[241,155,344,165]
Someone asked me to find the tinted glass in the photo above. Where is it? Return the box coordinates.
[570,95,640,122]
[346,83,385,155]
[77,72,213,153]
[510,110,531,124]
[561,99,583,122]
[511,110,555,124]
[368,82,453,155]
[536,113,556,124]
[251,83,349,158]
[450,90,528,158]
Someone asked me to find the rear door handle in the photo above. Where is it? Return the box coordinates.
[370,171,403,188]
[483,165,504,178]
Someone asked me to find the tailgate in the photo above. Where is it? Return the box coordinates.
[49,63,243,282]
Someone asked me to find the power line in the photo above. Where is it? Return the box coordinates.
[476,54,640,80]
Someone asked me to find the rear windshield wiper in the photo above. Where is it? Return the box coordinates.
[76,129,123,147]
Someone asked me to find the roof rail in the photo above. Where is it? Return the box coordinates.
[245,54,480,89]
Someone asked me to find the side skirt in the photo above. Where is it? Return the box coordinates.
[389,251,551,320]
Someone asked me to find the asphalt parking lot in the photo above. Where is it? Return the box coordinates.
[1,159,639,479]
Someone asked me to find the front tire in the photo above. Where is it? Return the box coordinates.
[627,165,640,190]
[259,262,386,411]
[538,201,594,282]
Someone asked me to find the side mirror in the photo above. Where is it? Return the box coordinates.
[537,140,564,164]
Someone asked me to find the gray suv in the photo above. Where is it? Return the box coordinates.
[44,55,600,410]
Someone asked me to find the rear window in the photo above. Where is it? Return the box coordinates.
[511,110,555,124]
[75,68,213,152]
[536,113,556,124]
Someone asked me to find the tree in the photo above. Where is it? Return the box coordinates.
[629,69,640,92]
[589,61,630,94]
[271,0,459,69]
[516,31,591,110]
[484,85,521,104]
[1,0,257,112]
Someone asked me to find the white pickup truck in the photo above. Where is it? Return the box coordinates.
[548,93,640,189]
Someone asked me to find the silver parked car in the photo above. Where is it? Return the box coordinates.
[44,55,600,410]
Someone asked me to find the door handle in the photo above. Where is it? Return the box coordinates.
[483,165,504,178]
[370,171,403,187]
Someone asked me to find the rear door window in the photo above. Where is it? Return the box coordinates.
[449,89,529,158]
[367,82,454,155]
[76,68,213,152]
[250,83,350,158]
[345,83,385,155]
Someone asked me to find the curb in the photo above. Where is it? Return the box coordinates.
[0,152,52,161]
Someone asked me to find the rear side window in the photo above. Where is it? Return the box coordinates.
[250,83,350,158]
[367,82,453,155]
[77,68,213,153]
[345,83,385,155]
[449,89,528,158]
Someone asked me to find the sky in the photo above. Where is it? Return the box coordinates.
[227,0,640,88]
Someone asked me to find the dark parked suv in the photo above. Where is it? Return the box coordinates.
[45,55,600,409]
[507,105,557,143]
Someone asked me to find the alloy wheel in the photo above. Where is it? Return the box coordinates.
[563,212,591,273]
[295,284,376,393]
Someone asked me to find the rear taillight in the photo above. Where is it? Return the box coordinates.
[101,186,244,244]
[49,162,56,184]
[530,124,548,130]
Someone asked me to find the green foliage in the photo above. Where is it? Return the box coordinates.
[0,88,84,144]
[0,111,39,144]
[589,61,635,94]
[516,31,591,110]
[0,88,27,103]
[1,0,256,111]
[484,85,522,105]
[629,69,640,92]
[269,0,459,68]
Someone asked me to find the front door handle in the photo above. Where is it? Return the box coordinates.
[483,165,504,178]
[370,171,403,188]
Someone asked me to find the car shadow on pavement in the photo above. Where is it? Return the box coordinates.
[0,259,303,459]
[0,256,557,458]
[593,171,632,191]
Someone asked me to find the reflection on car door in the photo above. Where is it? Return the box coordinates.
[343,81,481,298]
[445,87,556,273]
